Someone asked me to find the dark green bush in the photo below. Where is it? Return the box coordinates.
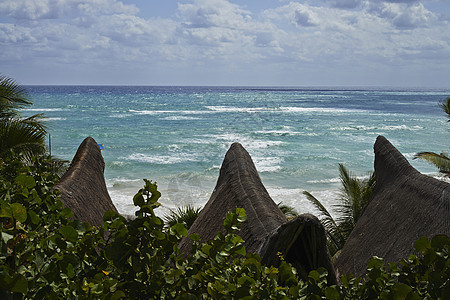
[1,156,449,299]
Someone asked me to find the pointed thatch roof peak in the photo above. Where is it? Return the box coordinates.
[179,142,287,254]
[55,137,118,226]
[335,135,450,277]
[178,143,337,282]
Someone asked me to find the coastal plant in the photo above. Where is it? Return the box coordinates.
[1,155,448,298]
[414,97,450,175]
[163,204,202,229]
[0,74,47,163]
[303,163,376,257]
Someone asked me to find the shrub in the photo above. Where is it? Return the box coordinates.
[0,156,448,299]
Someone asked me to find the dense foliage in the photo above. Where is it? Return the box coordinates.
[0,157,449,299]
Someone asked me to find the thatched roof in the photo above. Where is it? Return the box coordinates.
[179,143,336,282]
[179,142,287,254]
[335,135,450,277]
[55,137,118,226]
[257,214,337,285]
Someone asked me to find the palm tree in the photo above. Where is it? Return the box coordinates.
[414,97,450,175]
[303,164,375,257]
[0,74,47,162]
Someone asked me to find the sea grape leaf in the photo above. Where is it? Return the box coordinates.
[171,223,188,237]
[133,192,145,207]
[15,174,36,189]
[59,225,78,242]
[414,236,431,253]
[1,203,28,223]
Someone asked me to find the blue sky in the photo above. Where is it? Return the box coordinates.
[1,0,450,86]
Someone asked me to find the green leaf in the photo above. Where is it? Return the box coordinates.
[414,236,431,252]
[235,208,247,222]
[171,223,188,237]
[15,174,36,189]
[59,225,78,242]
[1,232,13,243]
[28,210,41,224]
[431,234,449,249]
[368,256,384,270]
[133,192,145,207]
[1,203,28,223]
[189,233,201,241]
[324,286,341,300]
[0,274,28,294]
[390,283,412,299]
[111,291,126,300]
[67,263,75,279]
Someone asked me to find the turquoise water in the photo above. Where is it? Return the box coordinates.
[25,86,450,216]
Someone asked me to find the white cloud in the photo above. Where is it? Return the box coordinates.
[370,2,437,29]
[0,0,138,20]
[0,0,449,85]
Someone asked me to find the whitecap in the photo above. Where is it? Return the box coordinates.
[123,153,200,164]
[24,108,64,112]
[129,109,209,115]
[42,117,66,121]
[162,116,201,120]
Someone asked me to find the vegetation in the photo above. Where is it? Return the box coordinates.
[164,204,202,229]
[0,75,47,163]
[303,164,376,257]
[414,97,450,175]
[277,202,299,220]
[1,156,449,299]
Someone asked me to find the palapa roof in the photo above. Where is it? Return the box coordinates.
[179,142,287,254]
[335,135,450,277]
[55,137,118,226]
[257,213,337,285]
[179,143,336,282]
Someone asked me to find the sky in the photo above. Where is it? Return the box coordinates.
[1,0,450,86]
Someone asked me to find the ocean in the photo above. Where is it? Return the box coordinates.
[24,86,450,218]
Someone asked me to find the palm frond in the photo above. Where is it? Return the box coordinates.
[277,202,299,220]
[440,97,450,122]
[0,74,31,116]
[414,151,450,174]
[164,205,202,229]
[302,191,344,251]
[0,117,47,162]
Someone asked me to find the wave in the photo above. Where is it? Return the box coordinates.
[129,109,208,115]
[331,125,423,131]
[253,156,283,173]
[123,153,200,164]
[255,126,302,136]
[205,105,366,114]
[24,108,64,112]
[162,116,201,120]
[42,117,66,121]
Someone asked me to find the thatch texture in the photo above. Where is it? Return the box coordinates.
[178,143,287,254]
[179,143,336,281]
[335,135,450,277]
[55,137,118,226]
[257,214,337,285]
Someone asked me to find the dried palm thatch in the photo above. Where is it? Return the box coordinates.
[334,136,450,277]
[55,137,118,226]
[179,143,336,282]
[257,213,337,285]
[179,142,287,254]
